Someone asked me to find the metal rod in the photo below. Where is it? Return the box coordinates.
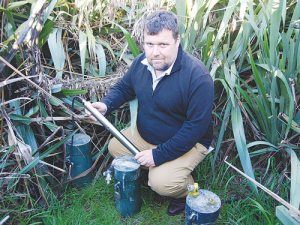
[82,100,140,156]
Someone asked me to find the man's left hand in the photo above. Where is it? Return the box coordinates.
[134,150,156,167]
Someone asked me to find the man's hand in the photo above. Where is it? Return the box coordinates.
[134,150,156,167]
[85,102,107,121]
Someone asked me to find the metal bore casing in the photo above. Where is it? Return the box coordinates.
[82,100,140,155]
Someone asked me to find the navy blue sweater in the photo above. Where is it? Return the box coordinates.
[101,45,214,166]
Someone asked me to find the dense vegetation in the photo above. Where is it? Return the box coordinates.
[0,0,299,224]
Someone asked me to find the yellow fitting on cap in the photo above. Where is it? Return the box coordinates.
[188,183,200,197]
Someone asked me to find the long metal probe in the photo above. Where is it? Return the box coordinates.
[82,100,140,156]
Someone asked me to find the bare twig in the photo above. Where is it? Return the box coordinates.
[0,97,32,106]
[38,160,66,173]
[93,133,112,182]
[0,215,10,225]
[225,157,300,218]
[289,78,297,106]
[93,153,111,183]
[33,167,49,208]
[0,173,30,179]
[34,126,63,154]
[0,75,39,88]
[0,55,76,117]
[0,88,4,147]
[30,115,89,122]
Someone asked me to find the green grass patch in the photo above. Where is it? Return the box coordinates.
[38,178,184,225]
[2,154,286,224]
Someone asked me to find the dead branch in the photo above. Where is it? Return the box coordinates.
[0,0,47,74]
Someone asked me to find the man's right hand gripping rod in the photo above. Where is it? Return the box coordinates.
[82,99,140,156]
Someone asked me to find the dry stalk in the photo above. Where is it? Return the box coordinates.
[0,88,4,147]
[33,167,49,208]
[38,161,66,173]
[0,0,47,73]
[225,157,300,219]
[0,55,77,117]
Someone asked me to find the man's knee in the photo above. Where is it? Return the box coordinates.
[108,137,119,157]
[149,172,188,197]
[108,135,134,158]
[150,181,185,197]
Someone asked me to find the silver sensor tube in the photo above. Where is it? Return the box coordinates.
[82,100,140,156]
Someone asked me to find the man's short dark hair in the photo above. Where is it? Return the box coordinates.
[144,10,179,40]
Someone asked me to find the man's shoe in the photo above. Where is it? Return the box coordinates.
[153,193,168,206]
[167,198,186,216]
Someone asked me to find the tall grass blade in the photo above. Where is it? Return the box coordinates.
[290,150,300,211]
[186,3,206,52]
[130,98,138,135]
[232,98,258,193]
[79,30,87,76]
[9,101,37,149]
[114,23,140,58]
[8,114,31,125]
[16,130,78,176]
[61,89,87,96]
[279,114,300,134]
[48,95,64,106]
[286,0,300,40]
[246,141,278,149]
[244,1,259,34]
[7,0,31,10]
[106,23,140,131]
[7,99,56,205]
[96,37,115,61]
[212,100,231,175]
[95,44,106,77]
[48,28,65,79]
[0,8,16,31]
[275,70,294,137]
[248,198,272,225]
[289,32,300,78]
[86,26,96,59]
[269,0,284,65]
[202,0,218,29]
[43,0,58,24]
[175,0,186,43]
[39,20,56,48]
[249,45,270,108]
[207,0,238,68]
[239,0,247,19]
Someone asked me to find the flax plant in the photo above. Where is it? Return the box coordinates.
[206,0,300,217]
[0,0,150,220]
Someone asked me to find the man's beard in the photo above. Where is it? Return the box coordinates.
[150,62,171,71]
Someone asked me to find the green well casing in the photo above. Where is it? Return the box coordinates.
[66,133,93,188]
[185,189,221,225]
[112,155,141,217]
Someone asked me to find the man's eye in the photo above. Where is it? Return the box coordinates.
[160,43,167,47]
[147,43,153,46]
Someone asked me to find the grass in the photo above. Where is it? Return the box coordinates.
[2,153,287,224]
[42,175,184,225]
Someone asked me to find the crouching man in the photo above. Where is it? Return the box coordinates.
[86,10,214,216]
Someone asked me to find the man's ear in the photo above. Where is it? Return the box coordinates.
[176,35,180,47]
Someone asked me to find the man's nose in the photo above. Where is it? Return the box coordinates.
[152,45,159,56]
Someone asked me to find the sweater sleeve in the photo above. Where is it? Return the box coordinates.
[152,73,214,166]
[100,55,142,115]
